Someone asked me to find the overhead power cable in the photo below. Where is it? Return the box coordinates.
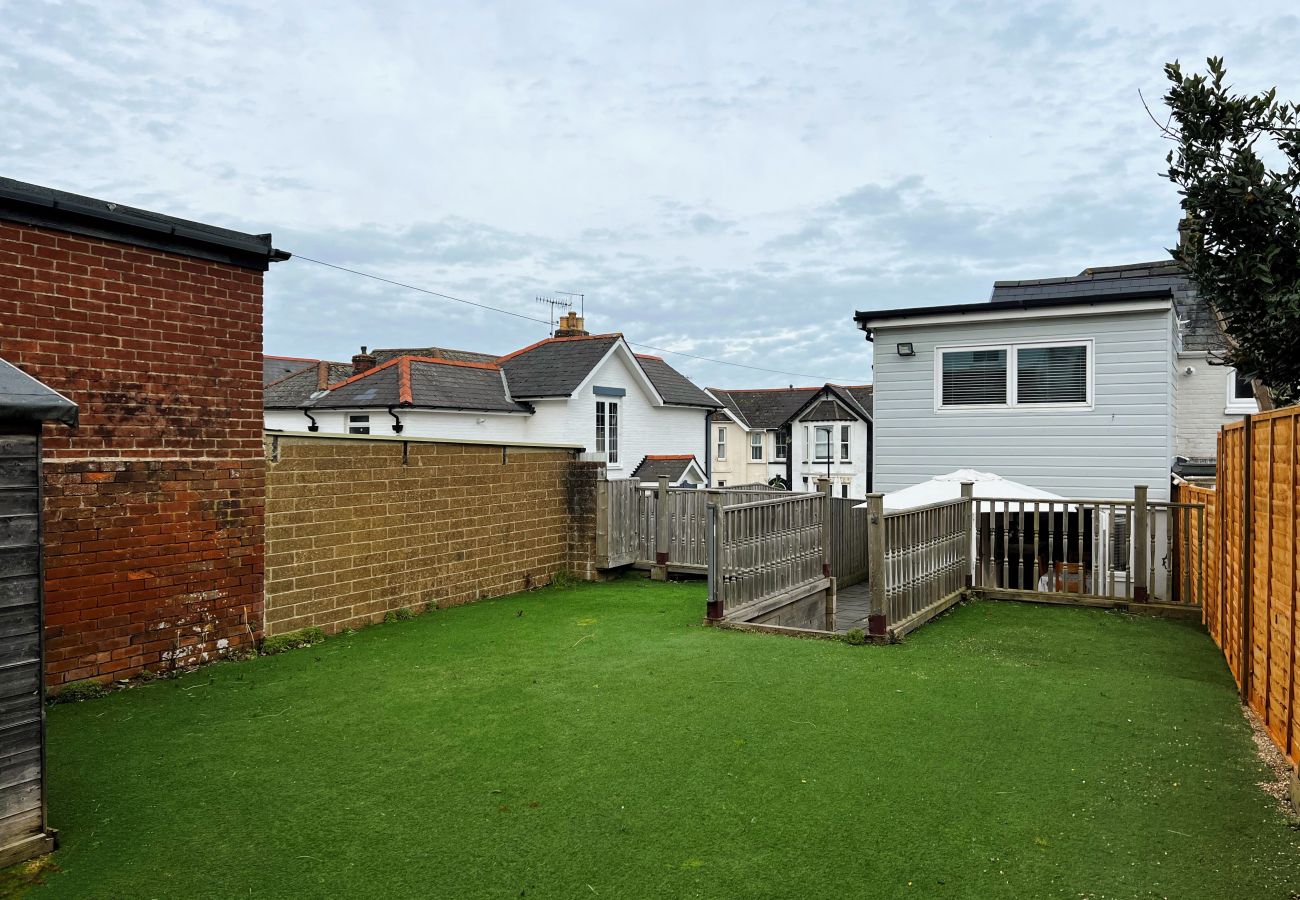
[291,254,869,384]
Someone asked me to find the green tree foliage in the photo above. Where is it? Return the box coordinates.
[1160,57,1300,405]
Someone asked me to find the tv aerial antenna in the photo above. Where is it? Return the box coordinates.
[535,296,571,335]
[554,290,585,319]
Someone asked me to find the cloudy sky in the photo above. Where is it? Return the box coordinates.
[4,1,1298,388]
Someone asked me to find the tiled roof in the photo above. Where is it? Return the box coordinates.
[264,361,352,408]
[991,260,1224,353]
[264,355,319,385]
[372,346,499,366]
[841,385,874,418]
[709,386,820,429]
[309,356,530,414]
[496,334,623,398]
[634,355,719,407]
[630,454,702,483]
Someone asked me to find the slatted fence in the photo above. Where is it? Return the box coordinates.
[1188,407,1300,762]
[707,492,827,619]
[876,497,970,635]
[828,497,869,588]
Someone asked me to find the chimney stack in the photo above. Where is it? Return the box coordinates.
[316,360,330,390]
[352,345,376,375]
[554,311,588,338]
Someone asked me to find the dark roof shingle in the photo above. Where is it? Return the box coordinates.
[496,335,622,398]
[309,357,530,414]
[634,356,718,407]
[630,454,702,483]
[709,387,820,429]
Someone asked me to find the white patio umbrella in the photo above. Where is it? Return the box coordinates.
[858,469,1067,511]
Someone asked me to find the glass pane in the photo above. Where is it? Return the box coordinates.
[1233,371,1254,401]
[1016,345,1087,404]
[942,349,1007,405]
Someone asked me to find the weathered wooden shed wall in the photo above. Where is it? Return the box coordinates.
[0,423,53,865]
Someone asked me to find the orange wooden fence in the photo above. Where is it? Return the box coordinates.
[1181,405,1300,763]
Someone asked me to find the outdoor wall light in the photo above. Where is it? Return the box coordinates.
[896,342,915,357]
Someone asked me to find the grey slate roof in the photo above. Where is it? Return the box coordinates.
[496,335,622,398]
[309,358,530,413]
[372,346,499,366]
[709,387,820,429]
[630,455,702,483]
[264,362,353,409]
[635,356,719,408]
[265,356,319,386]
[841,385,874,418]
[0,358,78,427]
[990,260,1224,353]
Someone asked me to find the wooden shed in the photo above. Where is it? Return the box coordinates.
[0,358,76,866]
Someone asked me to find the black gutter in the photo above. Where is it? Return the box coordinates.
[0,177,289,271]
[853,288,1175,341]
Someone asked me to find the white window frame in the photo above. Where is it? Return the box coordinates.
[750,432,763,461]
[813,425,832,461]
[347,414,370,435]
[934,338,1094,412]
[716,425,727,461]
[1225,368,1259,414]
[839,425,850,461]
[773,427,789,462]
[597,401,620,466]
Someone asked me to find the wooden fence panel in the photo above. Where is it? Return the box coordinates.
[712,493,826,616]
[828,497,869,588]
[1194,406,1300,763]
[882,498,970,630]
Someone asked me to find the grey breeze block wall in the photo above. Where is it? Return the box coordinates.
[263,435,603,636]
[870,306,1175,501]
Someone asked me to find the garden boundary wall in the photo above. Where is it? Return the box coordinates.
[263,432,601,635]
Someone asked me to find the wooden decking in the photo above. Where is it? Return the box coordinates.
[834,580,873,633]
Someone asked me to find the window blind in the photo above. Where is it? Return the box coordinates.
[1016,345,1086,404]
[941,349,1007,405]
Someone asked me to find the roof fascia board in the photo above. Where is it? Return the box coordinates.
[860,298,1173,333]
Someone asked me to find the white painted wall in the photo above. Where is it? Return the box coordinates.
[871,306,1176,501]
[1174,352,1257,460]
[266,407,533,441]
[789,416,871,498]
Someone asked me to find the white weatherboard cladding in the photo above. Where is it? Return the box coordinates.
[515,348,708,471]
[871,307,1175,501]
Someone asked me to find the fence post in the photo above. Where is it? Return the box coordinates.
[866,493,887,637]
[961,481,974,588]
[1240,413,1254,704]
[1132,484,1149,602]
[705,493,724,621]
[595,476,610,570]
[652,475,670,581]
[819,477,833,578]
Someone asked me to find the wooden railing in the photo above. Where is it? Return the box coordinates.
[969,490,1205,605]
[828,495,869,588]
[707,493,826,619]
[856,494,970,638]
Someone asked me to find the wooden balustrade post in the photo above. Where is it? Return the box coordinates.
[960,481,975,588]
[705,493,724,621]
[1132,484,1149,602]
[652,475,671,581]
[866,493,887,637]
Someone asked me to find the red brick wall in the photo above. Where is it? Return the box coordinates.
[0,221,265,685]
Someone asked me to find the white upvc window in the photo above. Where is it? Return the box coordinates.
[750,432,763,460]
[716,425,727,460]
[814,426,832,460]
[935,340,1092,410]
[597,401,620,465]
[1226,368,1259,414]
[348,414,370,435]
[774,427,790,461]
[839,425,850,461]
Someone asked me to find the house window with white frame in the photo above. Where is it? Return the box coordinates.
[774,426,790,461]
[938,341,1090,409]
[348,414,370,435]
[716,425,727,460]
[1226,369,1259,413]
[839,425,850,461]
[596,401,620,465]
[750,432,763,460]
[814,426,832,460]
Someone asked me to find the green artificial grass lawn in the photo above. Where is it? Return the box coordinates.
[25,576,1300,899]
